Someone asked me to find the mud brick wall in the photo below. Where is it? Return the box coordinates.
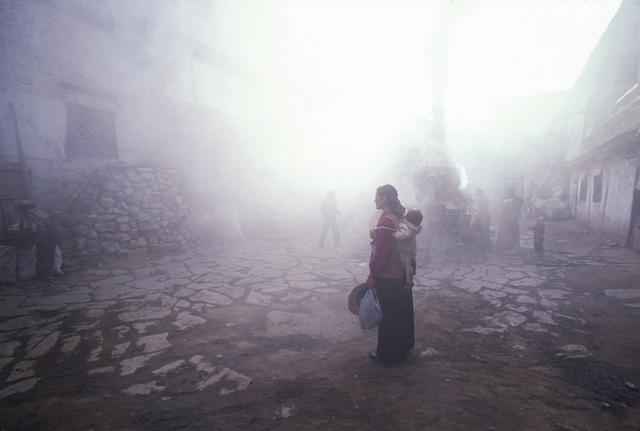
[57,164,193,266]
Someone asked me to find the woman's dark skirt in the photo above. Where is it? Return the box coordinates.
[374,277,415,365]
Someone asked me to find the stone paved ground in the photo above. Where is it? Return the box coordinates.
[0,221,640,430]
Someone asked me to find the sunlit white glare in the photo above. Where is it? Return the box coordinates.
[206,0,622,196]
[210,1,438,195]
[446,0,622,129]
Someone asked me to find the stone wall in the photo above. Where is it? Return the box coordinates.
[55,164,193,267]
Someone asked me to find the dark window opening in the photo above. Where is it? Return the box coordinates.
[593,172,603,203]
[579,175,588,202]
[65,103,118,159]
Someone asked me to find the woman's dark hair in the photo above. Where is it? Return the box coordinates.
[376,184,405,218]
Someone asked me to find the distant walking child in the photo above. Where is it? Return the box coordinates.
[394,209,423,288]
[531,216,545,256]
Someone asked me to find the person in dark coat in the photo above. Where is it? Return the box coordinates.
[497,189,521,250]
[366,184,415,365]
[474,189,491,252]
[14,200,60,277]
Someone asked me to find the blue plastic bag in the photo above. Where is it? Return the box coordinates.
[358,288,382,329]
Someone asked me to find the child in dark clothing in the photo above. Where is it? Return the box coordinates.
[531,216,545,256]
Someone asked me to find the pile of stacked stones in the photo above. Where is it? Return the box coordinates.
[58,165,193,265]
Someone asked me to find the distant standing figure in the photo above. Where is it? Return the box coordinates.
[497,189,521,250]
[475,189,491,251]
[319,191,340,247]
[531,216,545,256]
[424,197,445,262]
[367,184,415,365]
[393,209,423,289]
[13,200,62,277]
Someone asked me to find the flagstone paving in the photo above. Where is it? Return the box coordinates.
[0,222,639,430]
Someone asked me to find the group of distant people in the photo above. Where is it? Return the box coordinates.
[421,188,544,257]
